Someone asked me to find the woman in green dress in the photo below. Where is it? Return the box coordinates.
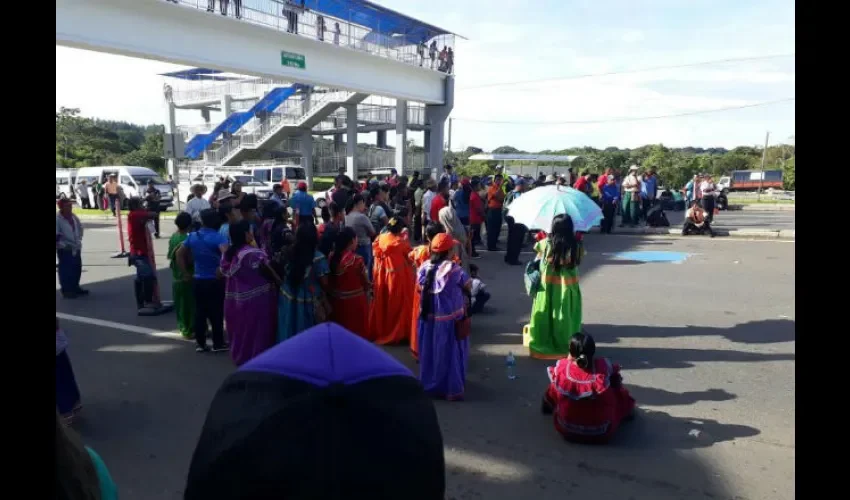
[527,214,584,359]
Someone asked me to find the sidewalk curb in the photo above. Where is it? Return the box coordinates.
[587,226,793,240]
[726,204,795,211]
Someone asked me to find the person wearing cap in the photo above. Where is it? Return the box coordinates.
[620,165,642,227]
[502,178,528,265]
[289,181,316,229]
[416,232,472,400]
[600,175,621,234]
[56,198,88,299]
[485,174,506,251]
[184,322,446,500]
[369,218,415,345]
[144,179,163,238]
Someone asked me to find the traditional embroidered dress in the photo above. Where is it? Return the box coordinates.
[221,246,277,365]
[369,233,415,345]
[277,251,330,342]
[408,245,462,359]
[417,260,471,400]
[329,250,370,339]
[527,239,584,359]
[543,357,635,443]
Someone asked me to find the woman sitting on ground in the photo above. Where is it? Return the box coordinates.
[682,200,716,238]
[542,332,636,444]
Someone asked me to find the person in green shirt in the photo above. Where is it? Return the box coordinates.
[168,212,195,338]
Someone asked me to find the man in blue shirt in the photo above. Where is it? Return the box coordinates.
[440,164,459,186]
[641,169,658,223]
[176,208,229,353]
[290,181,316,229]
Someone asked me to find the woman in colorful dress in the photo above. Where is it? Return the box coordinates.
[369,218,415,345]
[328,227,371,339]
[542,332,636,443]
[56,317,83,425]
[409,222,462,360]
[527,214,584,359]
[417,233,472,400]
[221,220,281,366]
[277,224,331,342]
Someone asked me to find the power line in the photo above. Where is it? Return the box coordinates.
[459,53,795,90]
[452,97,794,125]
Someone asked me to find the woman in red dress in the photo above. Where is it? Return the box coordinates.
[328,227,371,339]
[542,332,636,444]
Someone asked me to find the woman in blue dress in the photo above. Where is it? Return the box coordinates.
[277,224,331,342]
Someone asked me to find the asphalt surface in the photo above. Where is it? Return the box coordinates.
[58,223,795,500]
[664,209,795,231]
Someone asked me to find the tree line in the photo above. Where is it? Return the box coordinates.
[56,107,166,172]
[446,143,795,190]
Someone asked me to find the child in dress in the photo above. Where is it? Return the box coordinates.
[542,332,636,444]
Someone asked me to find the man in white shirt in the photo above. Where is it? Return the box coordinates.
[699,175,717,223]
[620,165,641,227]
[183,184,210,229]
[421,179,437,226]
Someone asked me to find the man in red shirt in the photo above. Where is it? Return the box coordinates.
[573,170,592,195]
[468,178,485,258]
[597,168,612,192]
[429,180,450,222]
[126,197,160,311]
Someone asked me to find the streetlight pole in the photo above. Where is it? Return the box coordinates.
[758,131,769,201]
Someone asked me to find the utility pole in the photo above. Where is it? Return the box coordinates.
[447,118,452,152]
[758,131,769,201]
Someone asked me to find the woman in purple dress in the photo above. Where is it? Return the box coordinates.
[417,233,472,401]
[221,220,281,366]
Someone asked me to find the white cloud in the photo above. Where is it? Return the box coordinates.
[621,30,645,44]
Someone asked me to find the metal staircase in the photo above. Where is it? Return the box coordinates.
[206,90,369,166]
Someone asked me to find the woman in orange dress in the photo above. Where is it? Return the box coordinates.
[369,218,415,345]
[329,227,371,339]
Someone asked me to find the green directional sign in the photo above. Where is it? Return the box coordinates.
[281,51,306,70]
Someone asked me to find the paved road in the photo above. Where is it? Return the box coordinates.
[58,224,795,500]
[665,209,795,231]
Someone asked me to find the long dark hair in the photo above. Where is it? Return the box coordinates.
[461,182,472,205]
[419,250,449,319]
[548,214,580,271]
[330,227,357,275]
[286,223,318,289]
[569,332,596,369]
[225,220,252,262]
[385,217,406,235]
[425,222,445,242]
[56,411,102,500]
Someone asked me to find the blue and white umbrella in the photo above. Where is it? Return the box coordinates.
[506,185,603,232]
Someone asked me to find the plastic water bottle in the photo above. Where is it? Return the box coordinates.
[506,352,517,380]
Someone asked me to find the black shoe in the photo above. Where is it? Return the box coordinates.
[710,232,716,238]
[212,344,230,353]
[196,345,210,353]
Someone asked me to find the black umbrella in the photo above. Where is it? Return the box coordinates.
[185,322,445,500]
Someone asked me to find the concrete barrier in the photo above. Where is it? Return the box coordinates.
[727,204,795,211]
[778,229,796,240]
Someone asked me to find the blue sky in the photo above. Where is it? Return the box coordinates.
[55,0,795,151]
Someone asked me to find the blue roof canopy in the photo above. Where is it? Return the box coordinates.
[311,0,454,44]
[160,68,244,81]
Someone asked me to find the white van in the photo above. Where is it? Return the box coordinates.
[56,169,77,199]
[75,166,174,209]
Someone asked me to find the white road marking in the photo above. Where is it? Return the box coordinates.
[56,312,188,341]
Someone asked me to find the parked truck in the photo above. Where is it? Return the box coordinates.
[717,169,783,193]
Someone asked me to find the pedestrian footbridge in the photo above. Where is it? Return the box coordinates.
[56,0,459,181]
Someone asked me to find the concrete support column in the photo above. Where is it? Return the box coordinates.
[395,99,407,173]
[220,94,232,118]
[165,102,177,181]
[345,104,357,180]
[423,129,432,179]
[376,130,387,148]
[333,133,343,154]
[300,130,314,189]
[424,77,455,180]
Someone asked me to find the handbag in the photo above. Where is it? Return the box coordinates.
[455,315,471,341]
[524,259,541,296]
